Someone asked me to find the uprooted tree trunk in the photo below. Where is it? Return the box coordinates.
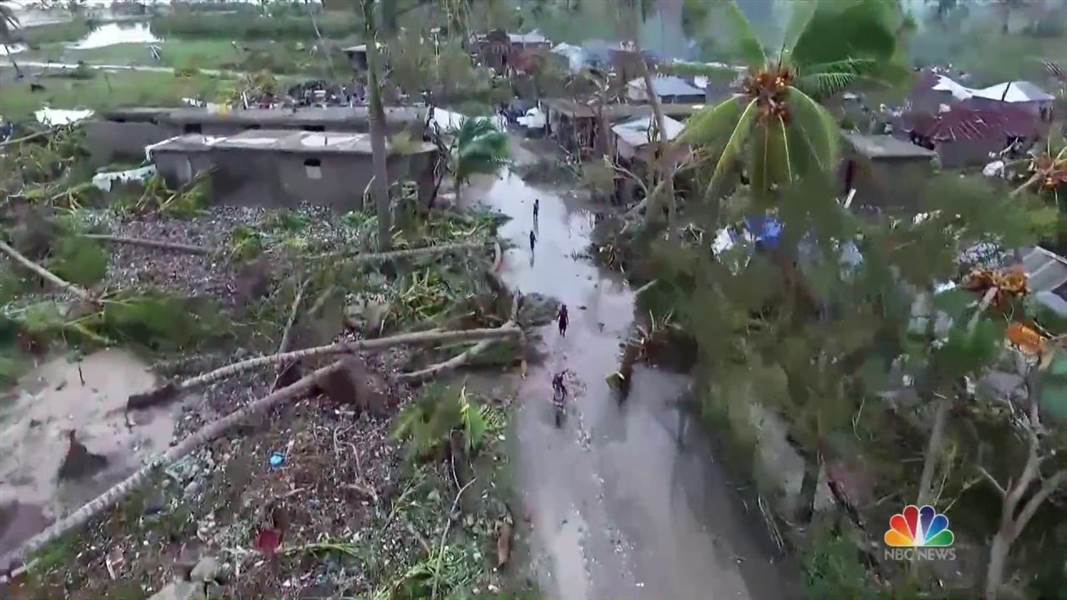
[0,239,95,303]
[0,360,347,578]
[127,326,523,410]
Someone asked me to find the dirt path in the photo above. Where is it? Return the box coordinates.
[470,140,801,600]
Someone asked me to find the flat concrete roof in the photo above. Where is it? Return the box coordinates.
[843,132,937,160]
[149,129,436,156]
[162,106,427,126]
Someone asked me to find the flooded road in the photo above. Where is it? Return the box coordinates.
[470,138,799,600]
[0,350,178,558]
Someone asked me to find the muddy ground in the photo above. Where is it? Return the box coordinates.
[0,201,533,599]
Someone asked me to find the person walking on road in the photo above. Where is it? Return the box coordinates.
[529,229,536,253]
[557,303,569,337]
[533,198,540,220]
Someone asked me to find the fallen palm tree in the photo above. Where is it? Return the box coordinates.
[397,295,521,383]
[0,239,96,303]
[127,326,523,410]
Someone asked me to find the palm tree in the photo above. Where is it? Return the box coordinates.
[0,1,23,78]
[361,0,392,251]
[448,118,509,205]
[680,0,906,200]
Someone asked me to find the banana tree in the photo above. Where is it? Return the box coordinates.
[0,1,22,78]
[679,0,907,202]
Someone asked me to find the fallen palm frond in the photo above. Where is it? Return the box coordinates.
[79,234,217,255]
[0,239,96,303]
[127,326,523,410]
[0,359,346,579]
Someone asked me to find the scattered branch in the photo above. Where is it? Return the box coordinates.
[430,477,476,600]
[79,234,217,255]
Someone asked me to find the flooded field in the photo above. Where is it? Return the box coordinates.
[0,350,179,557]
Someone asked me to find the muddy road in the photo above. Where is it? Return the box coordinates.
[468,140,801,600]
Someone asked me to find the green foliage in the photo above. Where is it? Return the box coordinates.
[393,385,491,459]
[450,118,510,189]
[96,293,229,353]
[229,226,264,262]
[47,236,107,288]
[804,529,880,599]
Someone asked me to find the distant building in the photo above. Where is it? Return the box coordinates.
[896,103,1040,168]
[625,75,705,104]
[474,29,552,74]
[909,70,1055,121]
[839,132,938,211]
[148,129,438,211]
[611,115,686,163]
[85,106,427,167]
[541,98,703,155]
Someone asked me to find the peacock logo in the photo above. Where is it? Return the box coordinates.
[884,504,954,548]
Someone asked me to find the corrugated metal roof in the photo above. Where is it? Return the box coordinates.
[973,81,1055,103]
[611,115,684,148]
[627,76,703,98]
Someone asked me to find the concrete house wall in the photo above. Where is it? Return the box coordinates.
[154,144,437,212]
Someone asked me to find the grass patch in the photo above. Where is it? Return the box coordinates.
[0,69,234,121]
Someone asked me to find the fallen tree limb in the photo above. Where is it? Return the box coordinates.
[310,241,486,262]
[0,359,346,580]
[271,278,310,391]
[396,325,519,382]
[127,327,522,410]
[0,240,96,303]
[79,234,216,255]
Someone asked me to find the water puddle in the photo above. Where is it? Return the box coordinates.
[0,349,178,557]
[0,44,28,56]
[35,108,94,126]
[67,21,158,49]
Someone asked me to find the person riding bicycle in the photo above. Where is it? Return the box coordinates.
[552,372,566,398]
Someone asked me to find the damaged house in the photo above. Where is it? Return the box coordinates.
[148,129,438,211]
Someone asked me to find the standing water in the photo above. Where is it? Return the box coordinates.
[0,350,179,560]
[468,137,799,599]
